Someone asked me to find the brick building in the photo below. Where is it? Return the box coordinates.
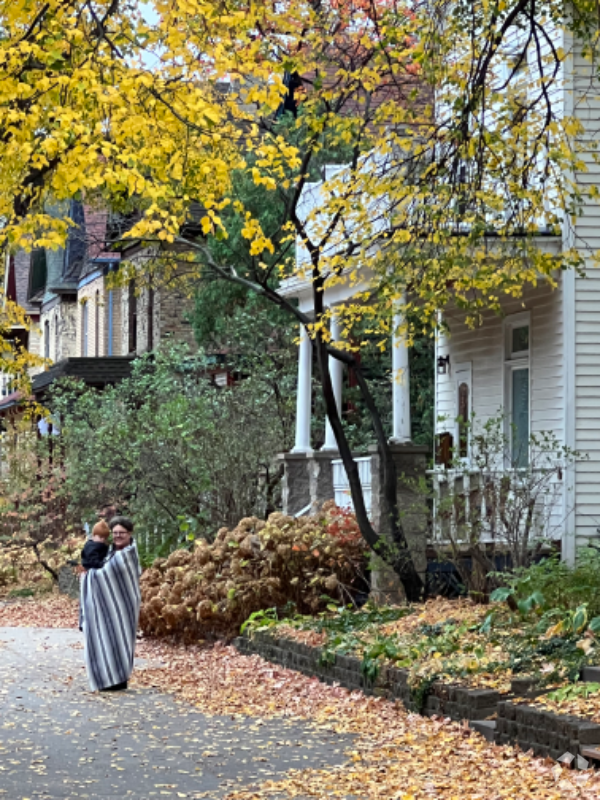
[2,201,196,407]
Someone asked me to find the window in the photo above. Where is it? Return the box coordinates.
[128,280,137,354]
[505,313,530,467]
[454,362,472,462]
[82,300,89,356]
[44,321,50,360]
[54,316,59,360]
[29,249,47,300]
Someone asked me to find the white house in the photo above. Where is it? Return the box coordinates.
[435,34,600,561]
[280,21,600,572]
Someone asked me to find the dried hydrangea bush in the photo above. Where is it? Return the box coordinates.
[140,503,367,642]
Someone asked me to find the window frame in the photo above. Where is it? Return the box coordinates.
[503,311,531,467]
[81,300,89,357]
[44,320,50,360]
[128,279,137,354]
[107,289,113,356]
[95,289,100,357]
[54,315,59,361]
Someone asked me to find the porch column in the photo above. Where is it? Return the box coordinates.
[390,306,411,443]
[322,311,343,451]
[292,323,313,453]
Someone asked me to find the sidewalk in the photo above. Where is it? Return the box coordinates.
[0,628,353,799]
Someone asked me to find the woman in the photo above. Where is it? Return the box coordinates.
[80,516,142,692]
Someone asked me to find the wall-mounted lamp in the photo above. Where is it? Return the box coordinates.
[437,355,450,375]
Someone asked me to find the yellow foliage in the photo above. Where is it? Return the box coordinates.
[0,0,593,349]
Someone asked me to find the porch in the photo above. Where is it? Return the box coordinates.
[433,277,577,556]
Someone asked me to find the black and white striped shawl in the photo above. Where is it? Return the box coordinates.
[80,541,142,691]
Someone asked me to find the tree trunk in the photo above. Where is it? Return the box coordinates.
[32,542,59,582]
[311,289,424,602]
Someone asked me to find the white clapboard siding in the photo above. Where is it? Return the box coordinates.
[572,43,600,547]
[437,282,563,436]
[437,279,565,536]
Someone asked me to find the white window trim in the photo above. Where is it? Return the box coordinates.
[82,300,89,357]
[503,311,531,466]
[454,361,472,465]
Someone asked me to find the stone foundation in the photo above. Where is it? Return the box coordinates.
[58,565,80,599]
[279,451,338,516]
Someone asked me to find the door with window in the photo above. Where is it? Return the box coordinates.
[505,316,530,467]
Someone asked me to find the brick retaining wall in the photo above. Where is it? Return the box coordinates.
[234,630,600,765]
[234,631,502,721]
[496,700,600,761]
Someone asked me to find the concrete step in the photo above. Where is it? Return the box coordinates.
[469,719,496,742]
[581,666,600,683]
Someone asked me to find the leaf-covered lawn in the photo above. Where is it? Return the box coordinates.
[269,599,597,699]
[0,594,78,628]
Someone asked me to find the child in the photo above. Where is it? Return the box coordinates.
[81,520,110,569]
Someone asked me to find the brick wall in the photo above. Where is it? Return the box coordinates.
[107,287,123,356]
[496,700,600,761]
[38,271,195,362]
[156,288,195,350]
[76,276,106,357]
[40,300,78,362]
[136,287,157,353]
[235,631,502,720]
[119,280,195,356]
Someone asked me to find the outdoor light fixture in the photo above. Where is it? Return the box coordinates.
[437,355,450,375]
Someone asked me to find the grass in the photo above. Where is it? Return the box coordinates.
[7,587,36,598]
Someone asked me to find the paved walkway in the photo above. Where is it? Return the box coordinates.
[0,628,354,800]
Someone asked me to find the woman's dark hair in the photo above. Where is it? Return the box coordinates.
[109,515,134,532]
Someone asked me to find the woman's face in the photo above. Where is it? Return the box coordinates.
[112,525,132,550]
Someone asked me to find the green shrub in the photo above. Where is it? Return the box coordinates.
[491,546,600,618]
[8,587,35,598]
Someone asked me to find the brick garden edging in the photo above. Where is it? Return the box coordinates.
[234,630,503,720]
[234,630,600,766]
[496,700,600,761]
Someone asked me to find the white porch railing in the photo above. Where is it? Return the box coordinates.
[430,467,561,546]
[332,457,372,516]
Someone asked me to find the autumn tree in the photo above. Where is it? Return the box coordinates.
[0,0,595,599]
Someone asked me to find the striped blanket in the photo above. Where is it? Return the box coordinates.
[80,541,142,691]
